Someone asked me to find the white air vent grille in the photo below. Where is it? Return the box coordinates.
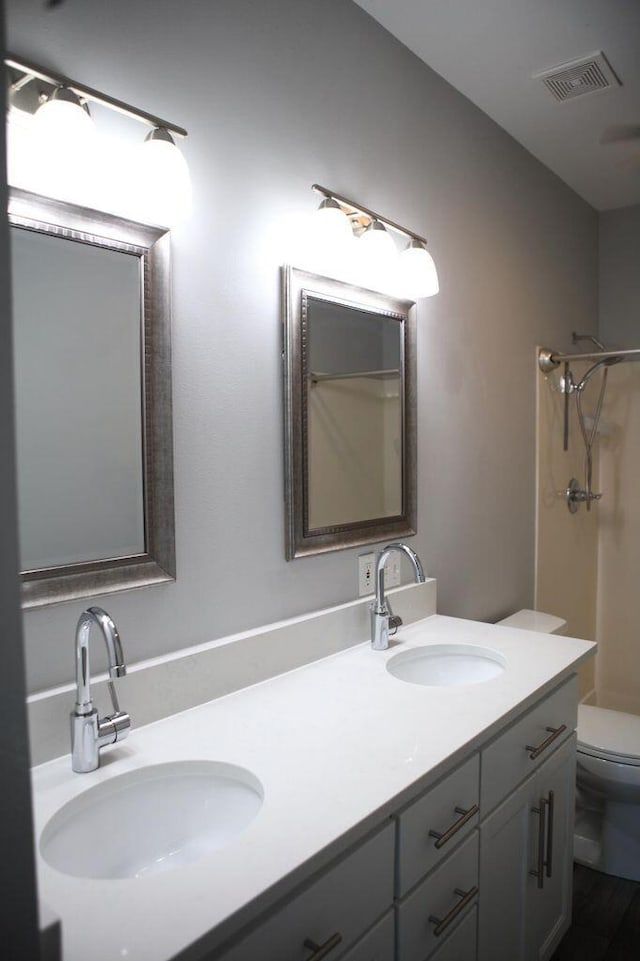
[534,51,621,102]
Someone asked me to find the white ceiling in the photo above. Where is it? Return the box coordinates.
[353,0,640,211]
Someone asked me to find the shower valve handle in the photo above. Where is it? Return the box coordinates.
[565,478,602,514]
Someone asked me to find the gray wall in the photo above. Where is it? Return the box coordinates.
[599,204,640,344]
[0,1,41,952]
[7,0,598,693]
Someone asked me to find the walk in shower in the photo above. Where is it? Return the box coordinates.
[536,333,640,713]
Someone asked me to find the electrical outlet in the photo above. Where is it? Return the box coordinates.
[358,553,375,596]
[385,552,401,588]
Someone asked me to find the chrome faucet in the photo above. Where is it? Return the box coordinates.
[70,606,131,773]
[370,543,425,651]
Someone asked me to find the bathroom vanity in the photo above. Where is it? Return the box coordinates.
[207,674,577,961]
[29,591,594,961]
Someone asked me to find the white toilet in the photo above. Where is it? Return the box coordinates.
[497,609,640,882]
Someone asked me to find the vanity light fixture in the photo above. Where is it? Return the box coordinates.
[5,53,190,225]
[311,184,439,298]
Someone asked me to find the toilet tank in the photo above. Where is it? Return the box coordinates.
[496,609,567,635]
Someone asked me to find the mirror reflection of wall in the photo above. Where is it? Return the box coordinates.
[306,298,402,529]
[11,226,145,570]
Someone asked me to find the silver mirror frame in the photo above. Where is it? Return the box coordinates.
[282,265,417,559]
[9,187,176,608]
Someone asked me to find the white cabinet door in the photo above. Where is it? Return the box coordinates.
[478,735,576,961]
[526,735,575,961]
[478,773,532,961]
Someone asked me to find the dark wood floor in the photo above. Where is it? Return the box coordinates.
[551,863,640,960]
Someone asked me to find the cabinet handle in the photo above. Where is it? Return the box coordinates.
[428,803,480,849]
[530,797,548,889]
[545,790,555,878]
[303,933,342,961]
[525,724,567,760]
[428,885,478,936]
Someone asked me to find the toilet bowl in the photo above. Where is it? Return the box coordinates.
[496,609,640,882]
[575,705,640,881]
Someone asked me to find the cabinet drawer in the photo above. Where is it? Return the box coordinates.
[397,832,479,961]
[217,823,395,961]
[397,755,480,895]
[481,676,577,814]
[341,911,394,961]
[429,907,477,961]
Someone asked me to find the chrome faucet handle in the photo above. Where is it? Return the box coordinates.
[100,679,131,743]
[97,709,131,746]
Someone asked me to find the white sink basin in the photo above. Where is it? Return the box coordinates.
[387,644,506,687]
[40,761,263,880]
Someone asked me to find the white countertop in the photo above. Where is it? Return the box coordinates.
[31,614,595,961]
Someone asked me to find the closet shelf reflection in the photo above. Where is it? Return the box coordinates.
[309,368,400,385]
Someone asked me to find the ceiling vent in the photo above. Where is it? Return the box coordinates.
[534,51,621,103]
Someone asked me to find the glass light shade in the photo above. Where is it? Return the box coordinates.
[398,240,439,298]
[302,198,355,275]
[29,89,96,205]
[32,88,95,148]
[130,128,192,226]
[312,199,353,244]
[357,219,398,291]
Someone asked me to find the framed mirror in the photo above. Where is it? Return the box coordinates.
[283,266,416,558]
[9,187,175,608]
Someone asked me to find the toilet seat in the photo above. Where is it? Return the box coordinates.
[577,704,640,766]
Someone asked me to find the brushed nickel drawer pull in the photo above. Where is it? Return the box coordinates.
[303,933,342,961]
[546,790,555,878]
[525,724,567,760]
[428,803,480,849]
[428,885,479,936]
[529,797,548,890]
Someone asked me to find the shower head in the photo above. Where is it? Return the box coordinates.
[575,356,620,391]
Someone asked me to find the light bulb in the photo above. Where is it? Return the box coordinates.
[130,127,192,226]
[398,240,439,298]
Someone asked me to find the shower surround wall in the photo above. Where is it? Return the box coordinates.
[6,0,598,693]
[535,357,598,701]
[597,204,640,715]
